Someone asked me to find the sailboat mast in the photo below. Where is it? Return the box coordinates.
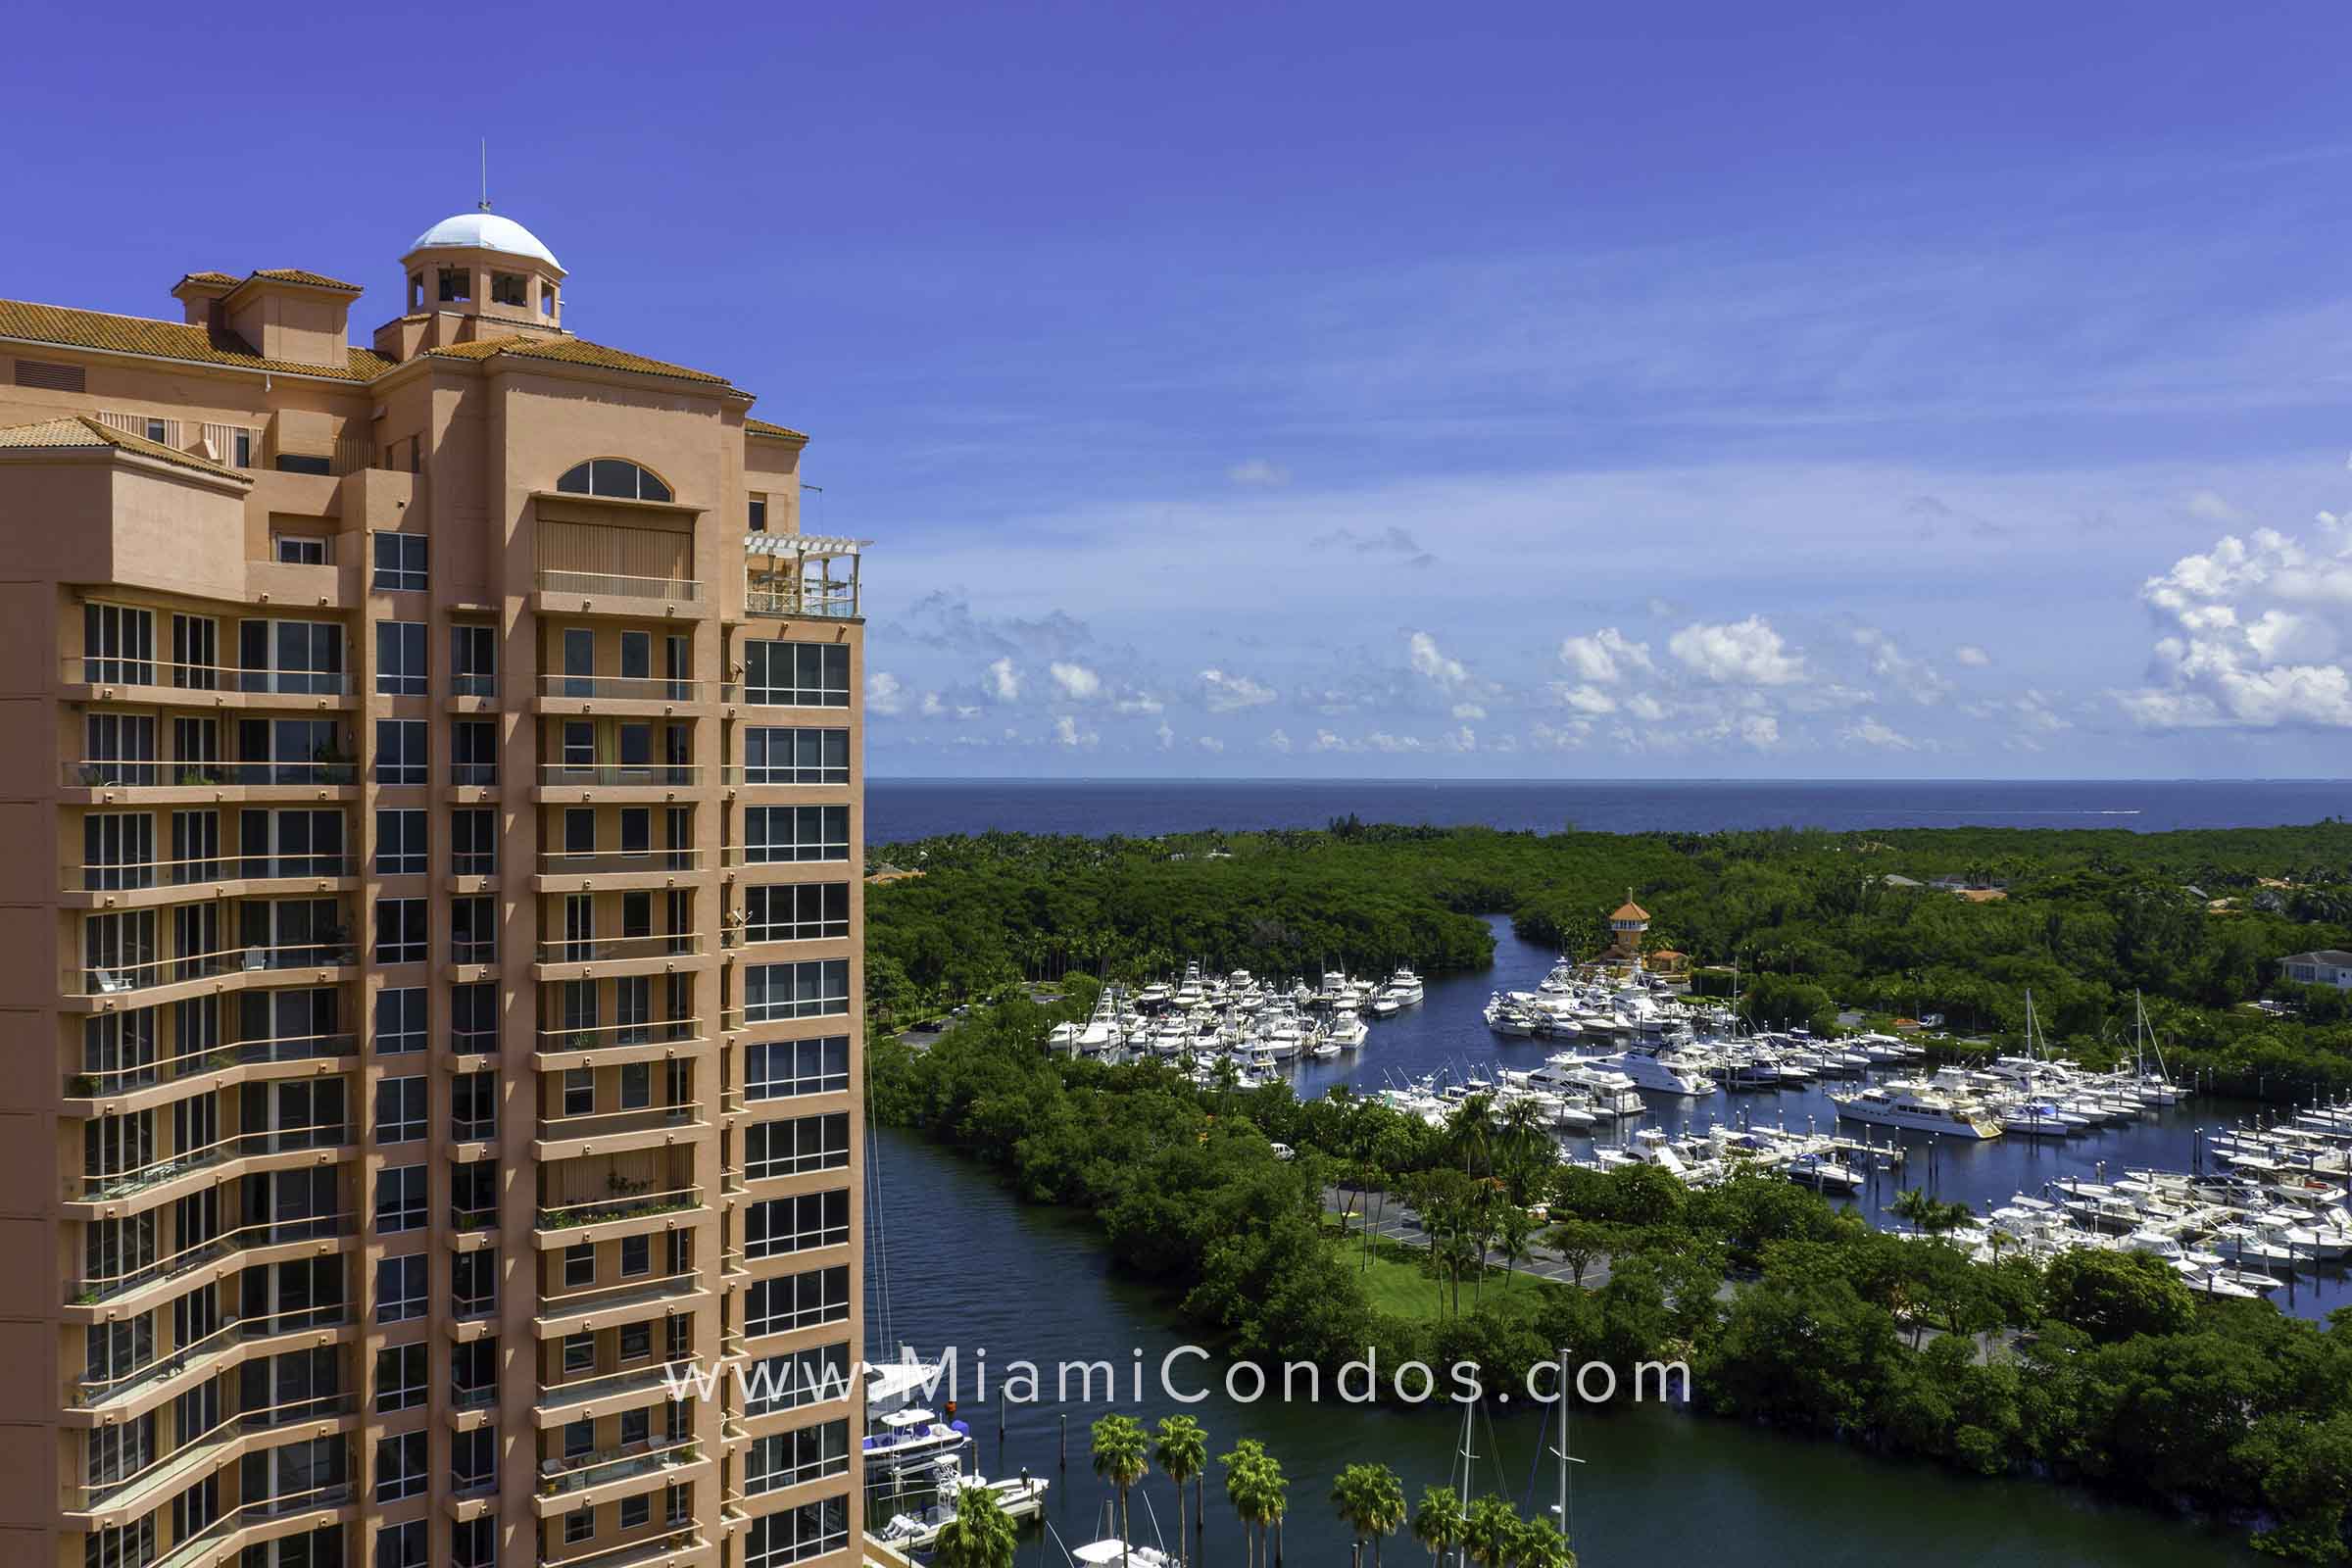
[1557,1344,1572,1544]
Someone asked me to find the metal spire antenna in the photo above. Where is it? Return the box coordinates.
[479,138,491,211]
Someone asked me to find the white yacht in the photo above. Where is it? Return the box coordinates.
[1581,1047,1717,1098]
[1831,1082,2002,1139]
[1327,1009,1369,1049]
[1380,966,1425,1007]
[1527,1056,1645,1116]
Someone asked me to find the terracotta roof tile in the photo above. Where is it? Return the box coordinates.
[0,415,247,480]
[0,299,394,381]
[424,334,733,385]
[244,268,363,292]
[175,270,240,287]
[745,416,808,441]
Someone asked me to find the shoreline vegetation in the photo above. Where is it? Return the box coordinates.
[865,822,2352,1560]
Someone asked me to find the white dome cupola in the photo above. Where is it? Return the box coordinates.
[400,205,566,331]
[410,211,562,269]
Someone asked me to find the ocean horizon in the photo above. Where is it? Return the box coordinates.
[865,775,2350,844]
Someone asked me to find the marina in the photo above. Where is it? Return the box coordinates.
[1031,916,2352,1322]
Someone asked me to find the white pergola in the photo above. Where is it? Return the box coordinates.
[742,532,870,617]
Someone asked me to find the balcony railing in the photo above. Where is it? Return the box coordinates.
[75,1120,350,1201]
[75,938,356,997]
[66,760,358,789]
[539,1436,702,1498]
[540,1266,705,1320]
[68,1030,357,1100]
[538,1355,698,1412]
[546,1525,706,1568]
[148,1481,355,1568]
[537,764,703,789]
[70,853,353,893]
[538,1102,707,1145]
[535,933,705,965]
[72,1303,352,1410]
[536,1018,703,1057]
[69,1211,352,1306]
[539,850,704,876]
[537,570,701,602]
[536,1185,702,1236]
[746,583,858,619]
[538,675,709,703]
[66,655,352,697]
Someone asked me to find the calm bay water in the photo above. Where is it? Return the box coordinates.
[866,776,2349,844]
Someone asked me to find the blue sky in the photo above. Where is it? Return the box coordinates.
[12,4,2352,777]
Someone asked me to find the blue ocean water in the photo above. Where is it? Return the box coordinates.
[866,776,2347,844]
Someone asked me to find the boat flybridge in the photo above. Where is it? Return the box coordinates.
[1579,1045,1717,1097]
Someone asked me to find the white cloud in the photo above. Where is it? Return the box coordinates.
[1451,702,1487,720]
[1049,661,1102,701]
[1197,735,1226,754]
[1441,725,1477,753]
[918,691,947,718]
[1842,715,1919,751]
[1199,667,1278,711]
[1265,728,1294,754]
[1557,627,1654,684]
[1154,721,1175,751]
[1625,693,1669,722]
[1311,729,1351,753]
[1852,627,1948,705]
[1227,459,1290,487]
[1406,631,1470,691]
[1740,714,1781,749]
[1669,615,1807,686]
[986,658,1021,702]
[1366,731,1425,753]
[1051,714,1098,749]
[1112,693,1164,715]
[1953,644,1991,667]
[865,671,906,716]
[1556,683,1617,715]
[2122,523,2352,728]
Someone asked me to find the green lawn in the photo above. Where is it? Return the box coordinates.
[1324,1224,1561,1322]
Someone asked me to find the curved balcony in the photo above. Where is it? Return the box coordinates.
[67,1030,355,1107]
[70,1302,351,1415]
[67,1210,352,1310]
[70,938,356,1003]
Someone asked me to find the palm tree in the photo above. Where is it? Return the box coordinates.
[1152,1415,1208,1566]
[1410,1486,1465,1568]
[1494,1202,1535,1287]
[1509,1515,1576,1568]
[1462,1495,1517,1567]
[1889,1186,1938,1235]
[932,1485,1020,1568]
[1332,1463,1407,1567]
[1222,1440,1275,1568]
[1090,1414,1151,1565]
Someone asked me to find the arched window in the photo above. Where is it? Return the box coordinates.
[556,459,672,504]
